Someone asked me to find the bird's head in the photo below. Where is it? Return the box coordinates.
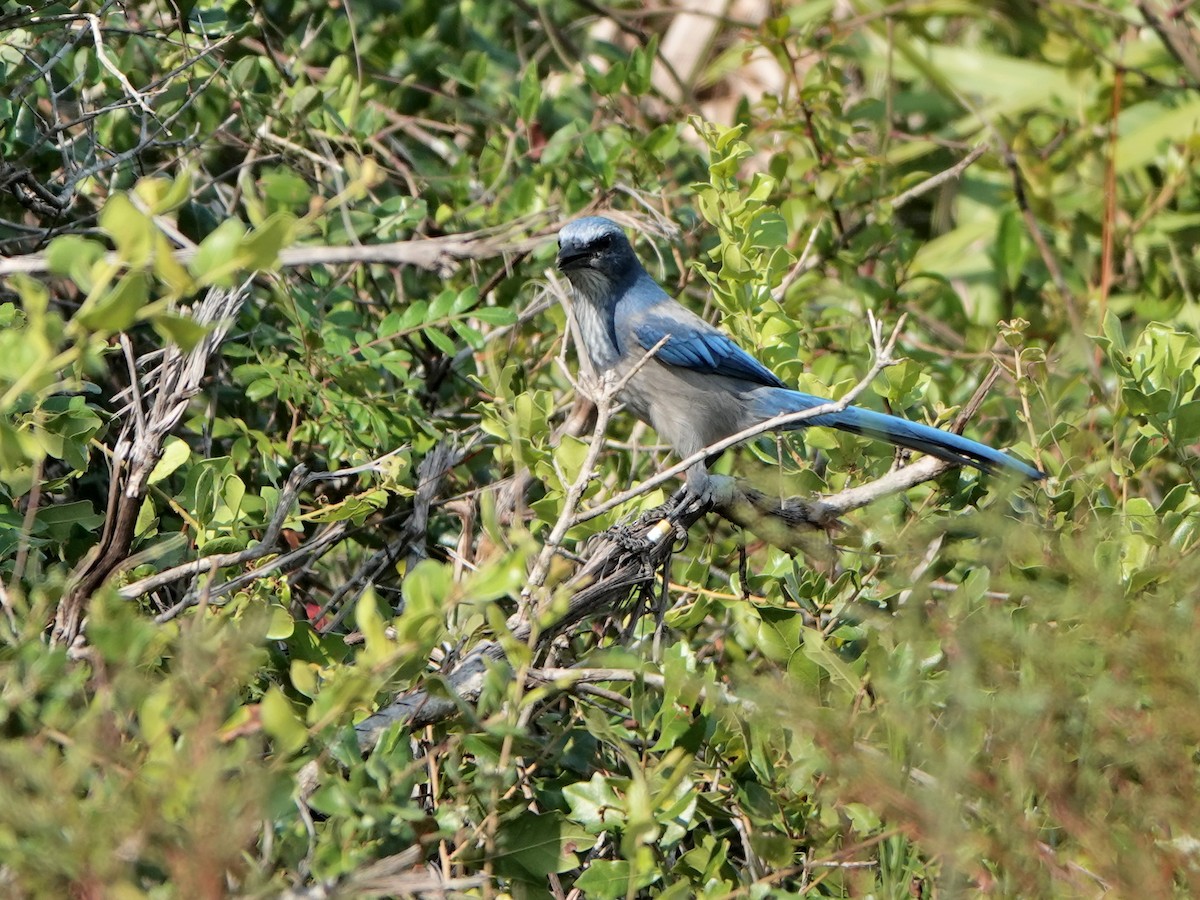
[556,217,641,287]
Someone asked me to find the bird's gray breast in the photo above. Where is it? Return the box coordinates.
[568,272,622,373]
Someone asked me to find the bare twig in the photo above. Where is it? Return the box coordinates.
[0,231,545,278]
[774,143,989,298]
[1136,0,1200,83]
[999,145,1087,341]
[85,13,154,115]
[524,336,670,598]
[53,279,253,643]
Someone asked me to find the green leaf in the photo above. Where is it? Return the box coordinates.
[494,812,586,880]
[518,62,541,121]
[995,209,1030,293]
[148,436,191,485]
[259,686,307,754]
[355,585,392,666]
[265,604,295,640]
[189,218,248,287]
[553,434,590,486]
[261,168,312,210]
[45,235,107,291]
[241,212,295,270]
[36,500,103,534]
[564,773,624,833]
[1116,96,1200,173]
[802,628,861,696]
[289,660,319,699]
[626,36,658,96]
[1175,399,1200,443]
[75,271,149,332]
[574,860,634,900]
[152,313,210,352]
[99,193,154,266]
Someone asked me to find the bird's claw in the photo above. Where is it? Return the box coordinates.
[612,524,654,553]
[690,473,737,510]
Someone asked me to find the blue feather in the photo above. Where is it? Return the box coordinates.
[632,316,785,388]
[755,389,1044,480]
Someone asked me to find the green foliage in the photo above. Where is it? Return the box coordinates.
[0,590,282,894]
[3,0,1200,896]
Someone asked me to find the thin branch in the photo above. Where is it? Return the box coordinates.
[85,13,154,114]
[774,143,989,298]
[117,464,312,600]
[524,336,670,597]
[0,231,545,278]
[1136,0,1200,83]
[153,523,350,623]
[891,141,989,208]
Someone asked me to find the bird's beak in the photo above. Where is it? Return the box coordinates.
[556,247,588,272]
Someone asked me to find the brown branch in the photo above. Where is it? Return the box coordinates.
[999,145,1088,336]
[1137,0,1200,84]
[0,232,544,279]
[53,280,253,644]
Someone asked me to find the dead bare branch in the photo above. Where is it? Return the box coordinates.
[0,232,545,278]
[53,279,253,644]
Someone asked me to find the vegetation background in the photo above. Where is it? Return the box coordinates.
[3,0,1200,896]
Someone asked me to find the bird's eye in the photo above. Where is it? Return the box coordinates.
[593,234,612,250]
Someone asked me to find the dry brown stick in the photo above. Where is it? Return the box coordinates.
[999,146,1091,354]
[0,232,545,278]
[1136,0,1200,84]
[53,280,253,644]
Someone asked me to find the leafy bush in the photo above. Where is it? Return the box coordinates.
[3,0,1200,896]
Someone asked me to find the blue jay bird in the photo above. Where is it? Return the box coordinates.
[555,216,1043,504]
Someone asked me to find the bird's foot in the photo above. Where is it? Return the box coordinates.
[632,485,690,527]
[619,476,735,549]
[612,523,654,553]
[689,473,737,510]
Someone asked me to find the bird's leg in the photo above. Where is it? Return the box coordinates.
[623,463,734,551]
[682,462,736,512]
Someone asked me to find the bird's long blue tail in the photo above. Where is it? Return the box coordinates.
[755,389,1044,480]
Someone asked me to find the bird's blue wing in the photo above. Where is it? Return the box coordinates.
[632,314,785,388]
